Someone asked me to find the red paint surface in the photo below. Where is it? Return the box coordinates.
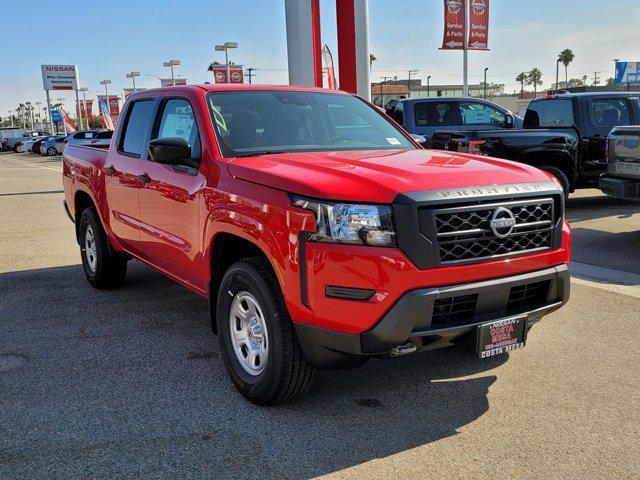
[336,0,357,93]
[311,0,323,87]
[63,83,571,336]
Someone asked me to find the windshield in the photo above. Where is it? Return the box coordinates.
[206,90,416,157]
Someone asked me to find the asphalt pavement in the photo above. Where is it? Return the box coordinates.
[1,152,639,479]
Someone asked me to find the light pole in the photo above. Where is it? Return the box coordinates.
[126,71,140,90]
[215,42,238,83]
[162,60,180,86]
[555,58,561,91]
[8,110,14,127]
[483,67,489,99]
[35,102,41,130]
[100,79,112,121]
[427,75,431,98]
[408,69,418,98]
[79,87,90,129]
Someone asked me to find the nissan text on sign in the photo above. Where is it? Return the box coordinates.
[41,65,79,91]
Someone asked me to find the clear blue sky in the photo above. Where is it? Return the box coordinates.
[2,0,639,115]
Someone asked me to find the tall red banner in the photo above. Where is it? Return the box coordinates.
[441,0,466,50]
[468,0,489,49]
[212,65,245,84]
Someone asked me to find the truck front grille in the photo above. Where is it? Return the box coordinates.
[432,294,478,326]
[429,198,555,264]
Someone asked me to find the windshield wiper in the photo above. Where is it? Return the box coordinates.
[234,151,283,158]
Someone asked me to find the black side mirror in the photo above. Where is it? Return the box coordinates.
[503,114,515,129]
[148,137,192,166]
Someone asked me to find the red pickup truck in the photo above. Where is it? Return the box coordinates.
[63,84,571,405]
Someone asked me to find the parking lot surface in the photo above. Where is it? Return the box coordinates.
[1,152,639,479]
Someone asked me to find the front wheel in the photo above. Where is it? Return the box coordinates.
[541,165,570,200]
[78,208,127,288]
[47,147,57,156]
[217,258,314,405]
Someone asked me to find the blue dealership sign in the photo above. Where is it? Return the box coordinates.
[615,61,640,85]
[50,110,62,122]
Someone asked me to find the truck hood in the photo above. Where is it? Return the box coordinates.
[227,149,552,203]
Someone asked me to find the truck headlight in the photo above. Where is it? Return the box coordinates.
[292,196,396,247]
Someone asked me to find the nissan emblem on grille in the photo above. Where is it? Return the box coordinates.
[489,207,517,238]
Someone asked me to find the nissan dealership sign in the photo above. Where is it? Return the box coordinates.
[41,65,79,91]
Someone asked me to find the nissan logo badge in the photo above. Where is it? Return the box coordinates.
[490,207,516,238]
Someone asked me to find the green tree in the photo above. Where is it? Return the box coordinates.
[527,68,543,95]
[558,49,575,84]
[369,53,377,69]
[89,116,106,129]
[515,72,528,95]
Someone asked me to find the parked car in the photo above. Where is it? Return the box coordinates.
[30,135,59,154]
[16,137,44,153]
[64,130,100,147]
[388,97,523,147]
[0,127,38,150]
[63,84,571,405]
[600,125,640,201]
[430,92,640,198]
[88,130,113,148]
[40,135,67,155]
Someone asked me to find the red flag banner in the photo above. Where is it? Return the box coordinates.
[441,0,466,50]
[468,0,489,49]
[61,109,77,133]
[322,45,337,89]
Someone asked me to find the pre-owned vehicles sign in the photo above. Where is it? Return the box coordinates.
[41,65,79,91]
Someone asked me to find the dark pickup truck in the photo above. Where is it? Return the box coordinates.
[431,93,640,197]
[600,125,640,201]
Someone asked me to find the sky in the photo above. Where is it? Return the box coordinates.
[2,0,639,117]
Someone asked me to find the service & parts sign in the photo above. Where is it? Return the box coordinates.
[41,65,79,91]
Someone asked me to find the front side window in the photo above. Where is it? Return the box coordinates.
[459,102,505,126]
[414,102,459,127]
[525,99,574,127]
[588,99,631,127]
[206,91,415,157]
[153,98,201,162]
[120,100,154,156]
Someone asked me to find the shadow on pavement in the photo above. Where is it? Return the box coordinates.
[1,263,506,479]
[566,192,638,222]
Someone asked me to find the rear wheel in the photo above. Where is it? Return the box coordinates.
[540,165,570,200]
[78,208,127,288]
[217,258,314,405]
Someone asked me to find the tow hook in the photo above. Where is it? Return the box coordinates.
[390,342,417,357]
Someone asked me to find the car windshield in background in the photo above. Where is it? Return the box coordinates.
[206,90,416,157]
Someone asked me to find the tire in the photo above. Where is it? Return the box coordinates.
[47,147,57,156]
[78,208,127,288]
[540,165,570,200]
[217,258,314,405]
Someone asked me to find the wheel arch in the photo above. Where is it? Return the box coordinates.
[517,149,577,190]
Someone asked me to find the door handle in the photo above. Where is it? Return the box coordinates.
[138,174,151,184]
[104,165,116,175]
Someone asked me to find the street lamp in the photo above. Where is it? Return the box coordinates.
[8,110,14,127]
[555,58,561,92]
[162,60,180,86]
[79,87,90,129]
[427,75,431,98]
[484,67,489,99]
[126,71,141,90]
[214,42,238,83]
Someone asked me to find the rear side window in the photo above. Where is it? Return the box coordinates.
[120,100,154,156]
[153,98,201,162]
[588,99,631,127]
[414,102,458,127]
[459,101,506,126]
[525,99,574,127]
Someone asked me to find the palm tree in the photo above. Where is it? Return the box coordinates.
[17,103,26,128]
[527,68,543,95]
[515,72,527,95]
[207,61,222,72]
[558,49,574,84]
[369,53,377,69]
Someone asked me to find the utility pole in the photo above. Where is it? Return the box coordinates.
[379,76,392,106]
[483,67,489,99]
[592,71,602,86]
[555,59,561,91]
[427,75,431,98]
[407,69,418,98]
[246,68,256,84]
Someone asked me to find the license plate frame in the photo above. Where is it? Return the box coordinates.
[477,315,527,359]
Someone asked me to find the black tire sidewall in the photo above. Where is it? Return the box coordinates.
[542,166,570,199]
[217,262,287,403]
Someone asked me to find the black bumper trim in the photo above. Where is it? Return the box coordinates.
[294,264,570,368]
[600,175,640,201]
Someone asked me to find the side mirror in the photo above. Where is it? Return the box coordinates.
[410,133,427,146]
[503,114,515,129]
[148,137,192,165]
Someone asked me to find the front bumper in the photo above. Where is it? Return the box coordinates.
[600,175,640,201]
[295,264,570,368]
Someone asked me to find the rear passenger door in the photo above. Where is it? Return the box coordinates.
[411,101,461,140]
[137,95,206,290]
[104,97,155,255]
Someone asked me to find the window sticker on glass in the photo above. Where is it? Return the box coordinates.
[159,113,195,142]
[386,137,401,145]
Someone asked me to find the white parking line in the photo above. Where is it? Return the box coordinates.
[570,261,640,299]
[0,156,62,173]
